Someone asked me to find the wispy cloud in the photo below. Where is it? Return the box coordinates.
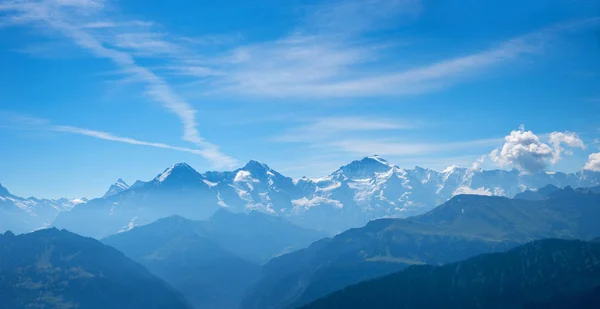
[200,24,558,98]
[176,8,598,99]
[274,116,417,143]
[329,137,503,156]
[272,115,501,160]
[53,125,214,157]
[4,1,596,102]
[0,111,214,157]
[81,20,154,29]
[0,0,236,168]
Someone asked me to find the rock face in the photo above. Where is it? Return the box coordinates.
[240,187,600,309]
[52,156,600,238]
[301,238,600,309]
[0,228,192,309]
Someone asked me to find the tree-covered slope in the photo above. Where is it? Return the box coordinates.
[301,238,600,309]
[0,228,191,309]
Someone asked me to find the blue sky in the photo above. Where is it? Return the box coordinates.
[0,0,599,199]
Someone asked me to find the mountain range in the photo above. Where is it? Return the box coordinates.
[0,183,86,234]
[4,156,600,237]
[102,210,324,309]
[240,186,600,309]
[2,184,599,309]
[301,238,600,309]
[0,228,191,309]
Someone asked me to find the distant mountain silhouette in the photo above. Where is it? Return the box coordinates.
[103,210,324,309]
[301,238,600,309]
[514,184,600,200]
[0,228,191,309]
[0,183,83,234]
[241,187,600,309]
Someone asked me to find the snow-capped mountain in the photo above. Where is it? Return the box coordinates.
[103,178,130,198]
[51,156,600,237]
[0,183,86,234]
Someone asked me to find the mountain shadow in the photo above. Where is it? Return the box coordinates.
[301,238,600,309]
[0,228,191,309]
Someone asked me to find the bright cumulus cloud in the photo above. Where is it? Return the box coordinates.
[490,126,585,174]
[584,153,600,171]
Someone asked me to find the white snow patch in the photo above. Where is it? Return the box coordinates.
[368,155,391,166]
[203,179,218,187]
[443,165,459,174]
[245,202,276,214]
[216,191,228,207]
[115,179,129,190]
[230,185,252,202]
[493,187,507,196]
[157,166,174,182]
[118,217,138,233]
[452,186,492,196]
[70,198,87,205]
[316,181,341,192]
[234,170,259,183]
[258,192,271,202]
[292,196,343,210]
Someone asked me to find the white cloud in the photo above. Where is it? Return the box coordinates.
[452,186,492,196]
[0,0,236,168]
[330,137,502,156]
[53,125,216,157]
[274,116,414,143]
[490,126,585,173]
[584,153,600,172]
[0,112,215,157]
[81,20,153,29]
[470,155,486,171]
[304,0,422,35]
[111,32,183,57]
[180,16,599,99]
[548,131,585,163]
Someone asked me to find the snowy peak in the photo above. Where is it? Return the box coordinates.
[115,178,129,189]
[242,160,271,173]
[155,162,203,184]
[103,179,130,198]
[367,155,391,166]
[336,156,393,179]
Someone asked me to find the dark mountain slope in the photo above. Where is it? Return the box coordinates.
[0,228,191,309]
[241,188,600,309]
[103,215,260,309]
[102,211,323,309]
[301,238,600,309]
